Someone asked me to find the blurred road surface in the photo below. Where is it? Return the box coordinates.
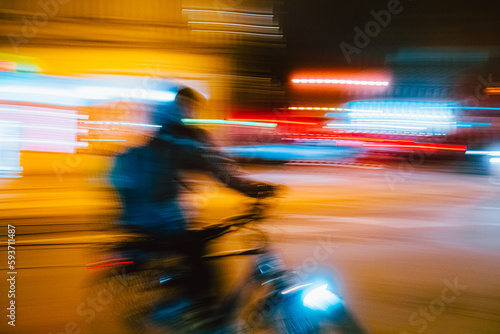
[1,163,500,333]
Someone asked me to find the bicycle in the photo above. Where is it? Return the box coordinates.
[85,198,367,333]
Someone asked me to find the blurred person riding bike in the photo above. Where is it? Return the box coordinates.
[109,87,276,309]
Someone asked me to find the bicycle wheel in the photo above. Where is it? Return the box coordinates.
[242,292,319,334]
[85,245,194,333]
[84,263,163,333]
[242,293,366,334]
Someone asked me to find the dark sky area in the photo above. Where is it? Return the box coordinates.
[282,0,500,71]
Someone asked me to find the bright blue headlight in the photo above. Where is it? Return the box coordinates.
[303,284,342,311]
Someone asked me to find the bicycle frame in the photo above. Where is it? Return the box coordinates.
[86,199,367,333]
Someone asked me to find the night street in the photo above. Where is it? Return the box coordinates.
[2,164,499,333]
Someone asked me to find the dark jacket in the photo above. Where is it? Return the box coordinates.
[110,124,262,233]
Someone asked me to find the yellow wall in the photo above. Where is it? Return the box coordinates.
[0,46,234,174]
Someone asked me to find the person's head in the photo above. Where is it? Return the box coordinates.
[153,87,206,131]
[174,87,206,120]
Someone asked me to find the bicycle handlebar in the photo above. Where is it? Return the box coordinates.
[197,199,272,243]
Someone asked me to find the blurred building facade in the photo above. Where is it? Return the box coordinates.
[0,0,285,116]
[0,0,286,173]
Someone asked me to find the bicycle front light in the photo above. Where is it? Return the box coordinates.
[302,284,342,312]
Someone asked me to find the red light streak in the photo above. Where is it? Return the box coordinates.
[362,143,466,151]
[285,134,466,151]
[291,78,389,86]
[227,118,319,125]
[286,134,415,143]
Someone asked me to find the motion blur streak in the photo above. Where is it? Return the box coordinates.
[227,118,319,125]
[293,107,383,112]
[325,123,428,130]
[86,262,134,270]
[192,30,283,37]
[0,104,86,153]
[292,78,389,86]
[82,121,161,128]
[361,143,467,151]
[80,139,126,142]
[188,21,280,29]
[0,106,88,119]
[182,119,278,127]
[285,135,415,143]
[182,9,274,17]
[484,88,500,95]
[1,0,499,333]
[466,151,500,156]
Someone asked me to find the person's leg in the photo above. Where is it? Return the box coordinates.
[177,231,216,305]
[153,202,216,303]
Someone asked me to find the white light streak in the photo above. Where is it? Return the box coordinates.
[192,30,283,37]
[79,127,110,131]
[281,283,313,295]
[75,86,176,102]
[351,119,456,126]
[0,166,23,171]
[82,121,161,128]
[0,138,88,147]
[325,123,427,130]
[183,9,273,17]
[0,107,88,119]
[0,85,101,99]
[348,112,453,120]
[466,151,500,156]
[292,107,383,113]
[189,21,279,29]
[0,123,87,133]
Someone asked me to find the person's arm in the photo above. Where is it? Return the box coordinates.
[155,128,205,155]
[161,124,275,198]
[198,145,275,198]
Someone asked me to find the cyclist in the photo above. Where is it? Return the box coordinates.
[110,87,276,306]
